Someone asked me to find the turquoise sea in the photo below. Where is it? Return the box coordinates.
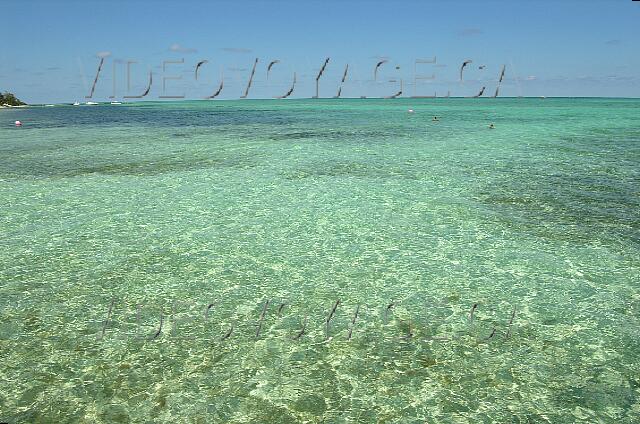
[1,98,639,423]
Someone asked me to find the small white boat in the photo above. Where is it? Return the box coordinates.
[45,104,55,107]
[110,101,122,105]
[86,101,99,105]
[72,101,80,106]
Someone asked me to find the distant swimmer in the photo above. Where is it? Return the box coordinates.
[15,120,22,127]
[489,123,495,129]
[432,116,439,122]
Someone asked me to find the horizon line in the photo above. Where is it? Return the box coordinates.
[21,96,640,106]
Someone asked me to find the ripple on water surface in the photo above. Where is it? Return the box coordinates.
[1,99,639,422]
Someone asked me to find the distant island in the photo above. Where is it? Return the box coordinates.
[0,91,26,107]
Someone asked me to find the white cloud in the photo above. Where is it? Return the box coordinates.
[169,43,197,53]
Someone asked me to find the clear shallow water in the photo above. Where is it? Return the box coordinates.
[0,98,639,423]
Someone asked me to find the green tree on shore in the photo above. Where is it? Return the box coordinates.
[0,91,26,106]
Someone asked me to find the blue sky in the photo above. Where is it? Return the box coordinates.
[1,0,639,103]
